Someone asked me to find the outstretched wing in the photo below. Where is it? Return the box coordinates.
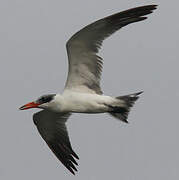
[33,110,79,175]
[65,5,157,94]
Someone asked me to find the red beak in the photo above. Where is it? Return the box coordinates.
[19,102,40,110]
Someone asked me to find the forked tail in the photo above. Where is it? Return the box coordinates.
[109,91,143,123]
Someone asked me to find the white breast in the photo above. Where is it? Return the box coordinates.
[54,91,114,113]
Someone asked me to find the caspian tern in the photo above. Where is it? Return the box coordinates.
[20,5,157,175]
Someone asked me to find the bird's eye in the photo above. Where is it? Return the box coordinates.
[40,97,46,103]
[36,94,55,104]
[36,97,44,104]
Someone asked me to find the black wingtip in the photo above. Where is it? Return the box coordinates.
[68,168,76,175]
[107,4,158,28]
[72,152,79,160]
[122,119,129,124]
[136,4,158,10]
[135,91,144,96]
[150,4,158,8]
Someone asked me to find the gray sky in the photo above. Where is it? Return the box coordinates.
[0,0,178,179]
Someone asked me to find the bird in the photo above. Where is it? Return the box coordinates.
[19,5,157,175]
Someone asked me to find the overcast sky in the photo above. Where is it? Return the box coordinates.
[0,0,178,179]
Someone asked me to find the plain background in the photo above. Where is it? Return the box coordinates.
[0,0,178,179]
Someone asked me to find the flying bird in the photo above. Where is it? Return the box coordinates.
[20,5,157,175]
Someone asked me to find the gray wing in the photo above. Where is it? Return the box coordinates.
[33,110,79,175]
[65,5,157,94]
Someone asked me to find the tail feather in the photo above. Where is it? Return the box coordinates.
[109,91,143,123]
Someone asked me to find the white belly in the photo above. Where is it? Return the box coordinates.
[58,91,114,113]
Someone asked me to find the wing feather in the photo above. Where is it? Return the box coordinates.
[33,110,79,175]
[65,5,157,94]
